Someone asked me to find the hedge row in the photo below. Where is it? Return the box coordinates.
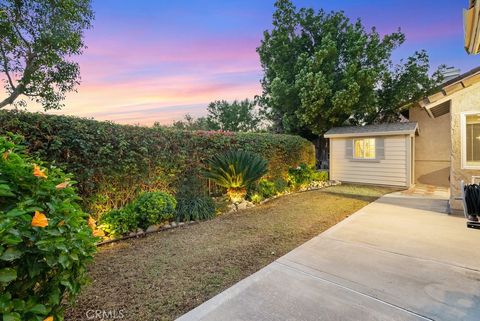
[0,110,315,217]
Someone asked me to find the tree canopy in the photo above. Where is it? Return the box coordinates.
[162,114,212,131]
[205,99,261,132]
[165,99,262,132]
[0,0,94,109]
[257,0,444,138]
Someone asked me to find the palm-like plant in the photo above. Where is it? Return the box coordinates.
[203,150,268,204]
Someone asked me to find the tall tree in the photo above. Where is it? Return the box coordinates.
[160,99,263,132]
[0,0,94,109]
[158,114,212,131]
[206,99,261,132]
[257,0,444,138]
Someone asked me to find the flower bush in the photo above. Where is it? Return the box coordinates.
[0,134,97,321]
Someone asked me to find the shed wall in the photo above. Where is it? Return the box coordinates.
[330,135,409,187]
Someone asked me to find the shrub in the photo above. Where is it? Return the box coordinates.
[288,164,329,190]
[250,179,277,199]
[312,170,329,182]
[249,177,290,203]
[132,192,176,229]
[98,191,177,235]
[203,150,268,203]
[0,134,97,321]
[176,196,216,222]
[175,172,216,222]
[288,163,314,189]
[0,110,315,217]
[273,178,289,194]
[250,194,264,204]
[98,207,138,236]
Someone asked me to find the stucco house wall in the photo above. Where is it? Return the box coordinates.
[329,135,411,187]
[409,106,450,187]
[449,83,480,211]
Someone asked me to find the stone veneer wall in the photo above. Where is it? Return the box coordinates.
[409,106,450,187]
[449,83,480,211]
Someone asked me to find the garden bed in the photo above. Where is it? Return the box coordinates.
[65,184,396,321]
[96,180,341,246]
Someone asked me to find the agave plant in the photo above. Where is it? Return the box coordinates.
[203,150,268,204]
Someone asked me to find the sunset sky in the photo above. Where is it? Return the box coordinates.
[36,1,480,125]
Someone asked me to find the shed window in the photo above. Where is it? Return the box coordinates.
[353,138,376,159]
[465,114,480,167]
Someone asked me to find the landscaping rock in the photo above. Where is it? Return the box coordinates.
[171,222,177,228]
[164,224,172,229]
[236,201,248,210]
[146,225,160,233]
[178,222,185,226]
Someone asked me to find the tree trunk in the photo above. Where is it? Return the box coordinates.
[313,136,329,169]
[0,85,24,108]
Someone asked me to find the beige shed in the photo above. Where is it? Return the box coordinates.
[324,123,418,188]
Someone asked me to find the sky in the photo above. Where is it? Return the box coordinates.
[30,0,480,125]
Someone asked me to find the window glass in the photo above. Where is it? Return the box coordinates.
[466,114,480,166]
[353,138,376,159]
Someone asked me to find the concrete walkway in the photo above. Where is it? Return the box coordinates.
[177,189,480,321]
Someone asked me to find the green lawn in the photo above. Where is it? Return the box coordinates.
[65,184,396,321]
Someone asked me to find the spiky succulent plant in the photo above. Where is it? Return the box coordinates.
[202,150,268,203]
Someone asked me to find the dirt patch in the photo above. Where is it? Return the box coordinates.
[65,184,396,321]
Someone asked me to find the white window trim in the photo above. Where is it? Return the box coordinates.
[353,138,376,160]
[461,111,480,170]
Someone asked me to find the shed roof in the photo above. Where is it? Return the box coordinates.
[324,122,418,138]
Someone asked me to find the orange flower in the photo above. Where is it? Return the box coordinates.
[44,316,54,321]
[93,229,105,237]
[33,164,47,179]
[32,211,48,228]
[55,181,69,189]
[2,151,9,160]
[87,216,96,230]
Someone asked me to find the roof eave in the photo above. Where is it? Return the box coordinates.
[324,129,417,139]
[417,67,480,118]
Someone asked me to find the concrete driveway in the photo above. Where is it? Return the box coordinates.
[177,188,480,321]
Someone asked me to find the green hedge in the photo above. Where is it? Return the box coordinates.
[0,110,315,217]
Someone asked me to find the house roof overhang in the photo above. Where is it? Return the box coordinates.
[416,66,480,118]
[464,0,480,54]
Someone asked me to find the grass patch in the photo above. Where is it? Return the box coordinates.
[65,184,396,321]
